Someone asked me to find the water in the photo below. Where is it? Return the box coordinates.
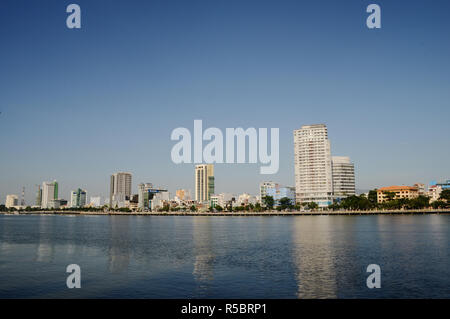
[0,214,449,298]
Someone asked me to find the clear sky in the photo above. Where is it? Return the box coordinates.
[1,0,449,204]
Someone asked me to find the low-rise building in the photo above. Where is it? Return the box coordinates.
[210,193,235,209]
[265,185,296,206]
[376,186,419,203]
[428,185,443,202]
[236,193,258,206]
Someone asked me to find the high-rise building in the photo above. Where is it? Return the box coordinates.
[35,185,42,207]
[41,181,58,209]
[138,183,153,210]
[293,124,333,207]
[332,156,355,200]
[70,188,87,208]
[110,172,132,208]
[5,194,19,208]
[195,164,214,202]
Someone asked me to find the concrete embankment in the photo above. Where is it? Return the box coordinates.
[2,209,450,216]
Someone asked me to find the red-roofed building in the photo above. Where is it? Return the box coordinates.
[376,186,419,203]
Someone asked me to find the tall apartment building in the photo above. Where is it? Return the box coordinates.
[41,181,58,209]
[70,188,87,208]
[195,164,214,202]
[293,124,333,207]
[5,194,19,208]
[109,172,132,208]
[138,183,153,210]
[36,185,42,207]
[332,156,355,200]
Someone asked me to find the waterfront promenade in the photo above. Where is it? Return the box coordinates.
[2,209,450,216]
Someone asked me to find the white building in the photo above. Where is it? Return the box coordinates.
[195,164,214,202]
[259,181,278,200]
[150,191,170,210]
[428,185,442,202]
[90,196,101,207]
[70,189,87,208]
[110,172,132,208]
[332,156,356,200]
[5,194,19,208]
[210,193,234,208]
[42,181,58,209]
[237,193,258,206]
[293,124,333,207]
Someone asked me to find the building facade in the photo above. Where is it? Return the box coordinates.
[332,156,356,201]
[70,188,87,208]
[294,124,333,207]
[428,185,442,202]
[138,183,153,210]
[259,181,278,201]
[41,181,58,209]
[35,185,42,207]
[376,186,419,203]
[110,172,132,208]
[89,196,101,207]
[210,193,234,208]
[265,185,296,206]
[436,180,450,190]
[5,194,19,208]
[195,164,214,202]
[175,189,191,201]
[236,193,258,206]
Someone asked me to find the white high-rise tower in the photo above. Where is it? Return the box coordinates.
[293,124,333,207]
[332,156,355,200]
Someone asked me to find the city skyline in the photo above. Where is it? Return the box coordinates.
[1,0,450,203]
[0,120,449,205]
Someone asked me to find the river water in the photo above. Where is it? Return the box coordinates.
[0,214,449,298]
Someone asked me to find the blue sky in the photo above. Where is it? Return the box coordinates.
[1,0,449,204]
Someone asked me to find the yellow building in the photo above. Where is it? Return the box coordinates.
[377,186,419,203]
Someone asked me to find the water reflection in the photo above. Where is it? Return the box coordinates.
[36,216,54,262]
[291,216,337,298]
[192,218,215,285]
[108,216,131,273]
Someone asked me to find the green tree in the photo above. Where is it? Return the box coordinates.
[262,196,275,209]
[190,205,197,212]
[368,189,378,205]
[254,202,263,212]
[279,197,293,210]
[306,202,319,210]
[440,189,450,202]
[432,200,446,209]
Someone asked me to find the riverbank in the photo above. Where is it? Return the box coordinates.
[2,209,450,216]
